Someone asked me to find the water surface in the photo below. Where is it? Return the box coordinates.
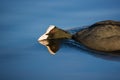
[1,0,120,80]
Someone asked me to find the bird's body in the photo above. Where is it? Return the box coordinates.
[73,20,120,52]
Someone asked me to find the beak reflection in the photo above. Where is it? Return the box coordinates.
[38,39,61,55]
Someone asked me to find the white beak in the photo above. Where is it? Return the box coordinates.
[38,25,55,41]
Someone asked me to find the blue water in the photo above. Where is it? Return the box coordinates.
[1,0,120,80]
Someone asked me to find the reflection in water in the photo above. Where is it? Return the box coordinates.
[38,39,61,55]
[63,39,120,61]
[39,39,120,61]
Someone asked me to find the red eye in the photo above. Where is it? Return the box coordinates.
[50,29,55,34]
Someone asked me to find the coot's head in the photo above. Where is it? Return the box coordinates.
[38,25,72,42]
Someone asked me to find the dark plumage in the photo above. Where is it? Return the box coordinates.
[73,20,120,52]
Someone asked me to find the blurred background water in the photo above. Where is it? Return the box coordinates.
[0,0,120,80]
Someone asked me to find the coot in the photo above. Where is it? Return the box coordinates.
[38,20,120,55]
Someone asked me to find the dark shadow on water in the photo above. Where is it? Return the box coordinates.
[63,39,120,62]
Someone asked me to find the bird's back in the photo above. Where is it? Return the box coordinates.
[73,20,120,52]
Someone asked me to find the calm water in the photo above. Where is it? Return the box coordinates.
[1,0,120,80]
